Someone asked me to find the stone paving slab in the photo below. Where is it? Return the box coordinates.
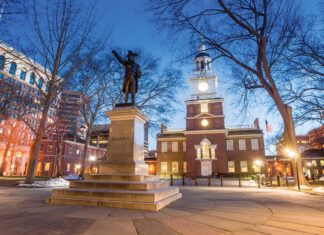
[0,186,324,235]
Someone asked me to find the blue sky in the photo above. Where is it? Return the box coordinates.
[94,0,322,153]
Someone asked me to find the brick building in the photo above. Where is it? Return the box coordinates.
[156,44,265,177]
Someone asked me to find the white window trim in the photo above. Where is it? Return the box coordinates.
[240,161,248,172]
[251,139,259,150]
[183,141,186,152]
[228,161,235,173]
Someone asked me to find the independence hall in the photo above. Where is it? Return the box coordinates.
[0,41,107,176]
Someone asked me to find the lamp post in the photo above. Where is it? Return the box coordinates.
[286,149,300,190]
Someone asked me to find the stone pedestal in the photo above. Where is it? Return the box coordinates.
[46,105,181,211]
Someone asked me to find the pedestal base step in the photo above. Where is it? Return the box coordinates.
[51,186,179,203]
[70,180,169,191]
[85,174,159,182]
[46,192,182,212]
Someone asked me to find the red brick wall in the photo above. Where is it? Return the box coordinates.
[186,133,227,177]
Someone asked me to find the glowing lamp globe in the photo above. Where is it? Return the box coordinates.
[198,81,209,92]
[201,119,208,127]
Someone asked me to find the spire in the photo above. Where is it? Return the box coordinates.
[198,30,206,52]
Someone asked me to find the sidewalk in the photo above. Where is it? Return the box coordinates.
[0,186,323,234]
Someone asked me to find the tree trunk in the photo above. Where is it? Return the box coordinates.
[80,133,90,178]
[55,143,62,177]
[0,146,10,176]
[282,105,309,186]
[25,139,42,183]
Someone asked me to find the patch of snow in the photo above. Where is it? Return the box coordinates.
[18,183,43,188]
[313,187,324,193]
[293,185,311,190]
[37,177,69,187]
[64,174,81,180]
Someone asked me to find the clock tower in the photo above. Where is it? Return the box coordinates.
[185,43,228,177]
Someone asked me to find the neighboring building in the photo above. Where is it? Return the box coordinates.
[59,91,85,139]
[90,124,110,148]
[268,124,324,179]
[156,43,265,178]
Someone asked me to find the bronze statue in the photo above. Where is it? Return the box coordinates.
[112,50,141,104]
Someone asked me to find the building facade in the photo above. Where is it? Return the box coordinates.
[156,44,265,178]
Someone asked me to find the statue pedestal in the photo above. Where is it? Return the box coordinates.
[99,106,149,175]
[46,105,181,211]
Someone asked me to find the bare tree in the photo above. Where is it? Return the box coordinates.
[20,0,108,184]
[146,0,315,185]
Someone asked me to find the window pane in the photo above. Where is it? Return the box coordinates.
[201,103,208,113]
[172,142,178,152]
[44,162,50,171]
[161,142,167,152]
[228,161,235,172]
[183,141,186,152]
[172,162,178,173]
[227,140,233,150]
[196,148,201,159]
[320,160,324,166]
[240,161,248,172]
[183,162,187,173]
[9,63,16,75]
[239,139,246,150]
[161,162,167,173]
[251,139,259,150]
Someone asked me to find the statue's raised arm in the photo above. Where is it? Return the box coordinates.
[112,50,140,104]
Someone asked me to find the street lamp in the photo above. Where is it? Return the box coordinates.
[285,148,300,190]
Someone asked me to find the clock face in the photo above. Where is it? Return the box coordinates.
[201,119,209,127]
[198,81,209,92]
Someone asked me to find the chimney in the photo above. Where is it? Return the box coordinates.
[161,123,167,133]
[254,118,260,129]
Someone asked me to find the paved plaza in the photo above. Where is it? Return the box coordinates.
[0,186,324,235]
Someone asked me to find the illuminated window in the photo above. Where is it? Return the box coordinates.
[240,161,248,172]
[228,161,235,172]
[0,128,3,133]
[68,146,73,154]
[211,148,215,159]
[47,144,53,152]
[239,139,246,150]
[44,161,50,171]
[29,73,35,85]
[37,161,42,171]
[202,141,210,159]
[17,152,21,157]
[74,164,80,172]
[7,151,11,156]
[196,148,201,159]
[161,162,167,173]
[227,140,233,150]
[172,162,178,173]
[201,103,208,113]
[312,160,317,166]
[183,162,187,173]
[76,149,80,155]
[313,169,318,175]
[320,160,324,166]
[161,142,167,152]
[322,169,324,175]
[172,142,178,152]
[253,163,261,172]
[183,141,186,152]
[251,139,259,150]
[67,163,70,172]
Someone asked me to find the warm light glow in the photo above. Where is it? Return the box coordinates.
[307,162,312,166]
[254,160,262,166]
[201,119,208,127]
[162,166,166,170]
[277,166,281,170]
[10,164,15,169]
[76,164,81,169]
[198,81,209,92]
[89,156,96,161]
[288,151,296,158]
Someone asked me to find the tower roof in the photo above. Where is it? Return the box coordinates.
[195,44,210,59]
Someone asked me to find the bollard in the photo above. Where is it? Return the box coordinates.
[170,174,173,186]
[257,175,261,188]
[195,177,198,186]
[270,176,273,187]
[239,175,242,187]
[208,175,211,187]
[277,175,281,187]
[221,175,224,187]
[286,176,289,187]
[182,174,185,186]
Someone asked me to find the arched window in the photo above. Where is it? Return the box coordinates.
[201,60,205,70]
[200,139,211,159]
[20,68,27,80]
[9,62,16,75]
[0,56,5,70]
[29,73,35,85]
[37,78,43,89]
